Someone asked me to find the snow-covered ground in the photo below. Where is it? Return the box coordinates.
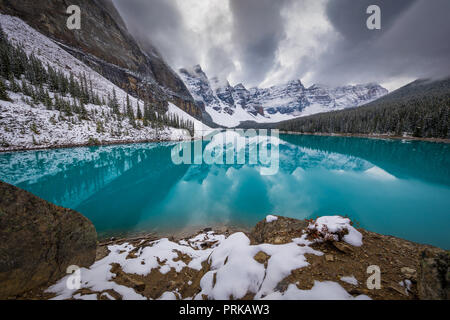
[0,91,190,151]
[0,14,210,151]
[46,216,370,300]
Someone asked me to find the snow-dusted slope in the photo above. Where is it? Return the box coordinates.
[0,14,204,151]
[179,65,388,128]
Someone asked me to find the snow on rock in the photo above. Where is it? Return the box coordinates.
[399,279,412,295]
[46,242,148,300]
[179,64,387,128]
[46,227,370,300]
[101,292,115,300]
[308,216,363,247]
[195,232,323,300]
[158,292,178,300]
[266,215,278,223]
[340,275,359,285]
[73,293,98,300]
[46,232,226,300]
[262,281,370,300]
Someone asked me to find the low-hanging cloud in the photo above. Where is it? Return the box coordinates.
[112,0,450,91]
[112,0,199,68]
[312,0,450,87]
[228,0,293,86]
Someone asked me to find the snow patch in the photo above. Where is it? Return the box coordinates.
[46,229,371,300]
[340,275,359,286]
[262,281,370,300]
[308,216,363,247]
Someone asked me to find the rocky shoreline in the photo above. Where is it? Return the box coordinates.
[84,217,448,301]
[1,181,448,300]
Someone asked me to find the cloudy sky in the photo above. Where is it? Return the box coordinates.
[113,0,450,91]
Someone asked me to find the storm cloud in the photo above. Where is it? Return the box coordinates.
[113,0,450,91]
[228,0,292,85]
[315,0,450,88]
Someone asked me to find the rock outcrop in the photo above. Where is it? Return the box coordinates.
[0,181,97,299]
[417,248,449,300]
[250,215,308,244]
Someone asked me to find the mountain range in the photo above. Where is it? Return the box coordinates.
[4,0,439,149]
[179,65,388,128]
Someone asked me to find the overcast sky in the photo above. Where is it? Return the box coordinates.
[113,0,450,91]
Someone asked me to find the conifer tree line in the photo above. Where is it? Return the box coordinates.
[0,25,194,136]
[277,78,450,139]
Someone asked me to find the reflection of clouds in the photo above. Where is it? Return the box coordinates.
[280,144,373,173]
[265,170,316,219]
[200,130,375,177]
[140,165,237,229]
[201,130,283,175]
[151,140,402,228]
[203,130,285,154]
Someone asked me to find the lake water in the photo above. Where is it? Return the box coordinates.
[0,133,449,249]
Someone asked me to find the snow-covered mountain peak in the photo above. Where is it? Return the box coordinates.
[178,64,388,128]
[179,64,207,81]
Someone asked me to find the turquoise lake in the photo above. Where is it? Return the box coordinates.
[0,133,449,249]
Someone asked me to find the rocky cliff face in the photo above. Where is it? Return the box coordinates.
[0,181,97,299]
[179,64,388,127]
[0,0,202,118]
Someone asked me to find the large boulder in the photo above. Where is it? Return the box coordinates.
[0,181,97,299]
[417,248,450,300]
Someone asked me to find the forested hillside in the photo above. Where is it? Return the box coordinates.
[0,15,205,151]
[0,24,194,133]
[277,78,450,139]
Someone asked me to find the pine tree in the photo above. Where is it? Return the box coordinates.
[0,78,11,101]
[137,102,142,119]
[109,88,120,115]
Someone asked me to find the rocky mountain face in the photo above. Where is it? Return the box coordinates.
[179,65,388,127]
[0,0,202,118]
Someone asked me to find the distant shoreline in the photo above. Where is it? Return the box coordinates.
[0,137,195,153]
[1,131,449,153]
[280,131,450,143]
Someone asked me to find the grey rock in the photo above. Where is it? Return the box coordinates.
[250,216,308,244]
[0,181,97,298]
[417,248,449,300]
